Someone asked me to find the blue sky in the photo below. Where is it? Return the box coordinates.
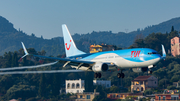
[0,0,180,39]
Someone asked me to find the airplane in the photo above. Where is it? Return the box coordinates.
[17,24,166,78]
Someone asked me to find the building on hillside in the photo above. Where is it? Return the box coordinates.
[155,94,180,100]
[131,75,158,92]
[66,79,85,94]
[107,93,143,100]
[171,37,180,57]
[89,43,116,53]
[90,44,102,53]
[101,43,116,51]
[76,89,99,101]
[93,80,111,88]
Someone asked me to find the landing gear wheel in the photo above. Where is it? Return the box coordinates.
[117,73,121,78]
[148,70,153,74]
[98,73,101,78]
[121,73,125,78]
[94,73,98,78]
[117,72,125,78]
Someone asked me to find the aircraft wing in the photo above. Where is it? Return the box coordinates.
[32,54,95,68]
[31,54,117,71]
[33,54,95,65]
[20,42,95,68]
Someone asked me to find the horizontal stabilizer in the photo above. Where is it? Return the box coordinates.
[0,61,58,71]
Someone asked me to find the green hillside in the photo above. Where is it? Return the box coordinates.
[0,16,180,56]
[73,17,180,47]
[1,15,180,100]
[0,29,179,100]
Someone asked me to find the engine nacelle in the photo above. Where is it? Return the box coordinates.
[132,67,148,73]
[92,63,109,72]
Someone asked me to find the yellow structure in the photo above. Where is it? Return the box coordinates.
[90,44,102,53]
[76,89,99,101]
[90,44,116,53]
[107,93,143,100]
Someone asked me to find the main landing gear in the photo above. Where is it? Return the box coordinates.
[94,72,101,78]
[148,69,153,74]
[117,72,125,78]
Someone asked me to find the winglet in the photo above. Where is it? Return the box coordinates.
[161,44,166,60]
[19,42,29,62]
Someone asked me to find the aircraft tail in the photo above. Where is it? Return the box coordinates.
[161,44,166,60]
[62,24,85,57]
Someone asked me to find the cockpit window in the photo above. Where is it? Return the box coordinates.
[148,52,157,55]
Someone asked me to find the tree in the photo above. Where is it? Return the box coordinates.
[85,72,94,92]
[144,89,153,95]
[52,74,61,96]
[93,95,110,101]
[109,86,120,93]
[31,33,35,37]
[38,74,46,97]
[5,52,12,67]
[168,30,179,41]
[167,85,176,90]
[38,50,46,56]
[27,48,37,55]
[132,39,145,48]
[171,26,174,32]
[0,75,15,94]
[170,75,180,82]
[5,85,36,100]
[11,52,18,67]
[41,35,43,39]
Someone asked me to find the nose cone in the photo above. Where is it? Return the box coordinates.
[155,54,161,59]
[153,54,161,63]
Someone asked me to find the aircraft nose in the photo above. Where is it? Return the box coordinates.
[155,54,161,61]
[151,55,161,64]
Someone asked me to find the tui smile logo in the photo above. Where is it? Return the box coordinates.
[65,40,71,50]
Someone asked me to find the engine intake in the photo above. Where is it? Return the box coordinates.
[92,63,108,72]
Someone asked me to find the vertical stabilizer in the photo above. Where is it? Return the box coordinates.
[62,24,85,57]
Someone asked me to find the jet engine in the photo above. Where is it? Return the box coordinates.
[132,67,148,73]
[92,63,109,72]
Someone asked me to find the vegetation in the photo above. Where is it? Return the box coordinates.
[1,16,180,56]
[1,16,180,100]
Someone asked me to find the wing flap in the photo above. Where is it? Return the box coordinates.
[32,54,95,65]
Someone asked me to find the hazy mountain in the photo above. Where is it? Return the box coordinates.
[0,16,180,56]
[73,17,180,47]
[0,16,65,56]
